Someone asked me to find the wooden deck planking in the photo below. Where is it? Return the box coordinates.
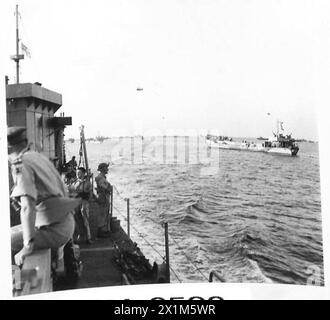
[74,237,123,289]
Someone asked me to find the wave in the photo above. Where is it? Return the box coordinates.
[180,202,207,224]
[209,231,274,283]
[246,259,273,283]
[239,233,269,247]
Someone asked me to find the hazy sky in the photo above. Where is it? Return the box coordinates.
[0,0,327,140]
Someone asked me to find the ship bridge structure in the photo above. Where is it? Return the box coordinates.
[6,82,72,169]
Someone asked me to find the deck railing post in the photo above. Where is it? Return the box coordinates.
[107,185,113,232]
[164,222,170,283]
[126,198,130,238]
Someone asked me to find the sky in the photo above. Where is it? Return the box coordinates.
[0,0,329,140]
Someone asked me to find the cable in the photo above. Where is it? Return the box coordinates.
[168,266,183,283]
[112,205,126,220]
[113,188,213,283]
[113,206,165,262]
[112,185,127,202]
[113,206,183,283]
[167,233,209,282]
[115,198,209,281]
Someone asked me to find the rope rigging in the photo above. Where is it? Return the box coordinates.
[167,232,209,282]
[112,206,165,261]
[112,204,182,283]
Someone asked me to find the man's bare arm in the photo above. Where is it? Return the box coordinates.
[20,196,36,244]
[14,196,36,265]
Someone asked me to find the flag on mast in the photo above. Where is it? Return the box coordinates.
[21,42,31,58]
[280,122,284,131]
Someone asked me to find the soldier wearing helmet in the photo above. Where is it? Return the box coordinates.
[95,162,111,238]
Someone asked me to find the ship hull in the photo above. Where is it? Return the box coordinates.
[206,140,298,156]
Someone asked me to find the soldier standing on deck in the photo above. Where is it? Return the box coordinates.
[67,156,77,171]
[8,126,80,266]
[95,163,111,238]
[73,167,93,244]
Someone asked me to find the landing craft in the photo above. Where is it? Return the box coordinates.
[206,120,299,156]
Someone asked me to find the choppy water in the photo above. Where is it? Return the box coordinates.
[66,136,323,285]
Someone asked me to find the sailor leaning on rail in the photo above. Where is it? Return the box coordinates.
[8,126,81,266]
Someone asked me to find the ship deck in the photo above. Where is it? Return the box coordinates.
[54,236,124,291]
[54,199,155,292]
[13,199,156,296]
[77,238,123,288]
[54,200,124,291]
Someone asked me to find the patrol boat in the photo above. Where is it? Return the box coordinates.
[206,121,299,156]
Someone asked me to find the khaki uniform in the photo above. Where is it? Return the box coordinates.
[95,173,111,230]
[73,178,92,240]
[10,147,79,252]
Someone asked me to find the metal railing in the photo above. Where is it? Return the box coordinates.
[109,184,223,284]
[110,186,172,283]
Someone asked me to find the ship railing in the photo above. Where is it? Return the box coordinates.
[110,185,217,284]
[110,185,176,283]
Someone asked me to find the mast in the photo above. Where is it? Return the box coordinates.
[15,4,19,83]
[79,125,89,175]
[11,4,24,83]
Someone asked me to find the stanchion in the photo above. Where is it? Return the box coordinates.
[164,222,170,283]
[110,185,113,217]
[126,198,130,238]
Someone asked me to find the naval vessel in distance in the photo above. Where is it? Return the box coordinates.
[206,120,299,156]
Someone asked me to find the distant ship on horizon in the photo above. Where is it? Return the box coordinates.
[206,121,299,156]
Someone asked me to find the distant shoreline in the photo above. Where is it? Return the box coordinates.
[65,136,318,143]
